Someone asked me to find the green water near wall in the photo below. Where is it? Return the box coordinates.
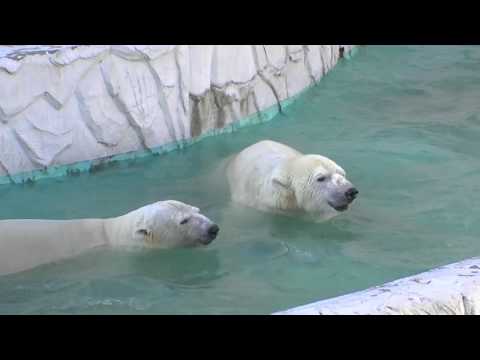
[1,45,480,314]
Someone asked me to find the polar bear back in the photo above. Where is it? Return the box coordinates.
[226,140,302,209]
[228,140,301,177]
[0,219,107,276]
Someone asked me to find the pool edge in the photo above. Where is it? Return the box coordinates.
[273,257,480,315]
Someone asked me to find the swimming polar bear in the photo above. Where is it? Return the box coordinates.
[226,140,358,222]
[0,200,219,276]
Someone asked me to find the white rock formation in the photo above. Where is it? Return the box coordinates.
[0,45,355,183]
[273,257,480,315]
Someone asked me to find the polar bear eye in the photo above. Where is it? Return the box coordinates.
[180,218,190,225]
[317,176,327,182]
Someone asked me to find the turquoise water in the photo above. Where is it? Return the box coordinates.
[1,45,480,314]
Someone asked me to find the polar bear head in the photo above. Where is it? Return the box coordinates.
[130,200,220,248]
[272,154,358,221]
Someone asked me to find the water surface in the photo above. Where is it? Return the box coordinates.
[1,46,479,314]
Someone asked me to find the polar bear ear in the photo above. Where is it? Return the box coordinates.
[272,176,289,189]
[164,200,185,210]
[272,166,291,190]
[335,165,346,177]
[134,213,152,240]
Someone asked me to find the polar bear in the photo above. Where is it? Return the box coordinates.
[0,200,219,276]
[226,140,358,221]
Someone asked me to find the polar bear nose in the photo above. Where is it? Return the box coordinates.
[208,224,220,238]
[345,187,359,202]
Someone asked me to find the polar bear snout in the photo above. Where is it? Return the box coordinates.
[208,224,220,238]
[345,187,359,202]
[201,224,220,245]
[326,183,359,213]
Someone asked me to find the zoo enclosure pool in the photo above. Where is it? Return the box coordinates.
[0,45,479,314]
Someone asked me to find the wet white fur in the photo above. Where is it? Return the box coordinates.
[0,200,215,276]
[226,140,354,221]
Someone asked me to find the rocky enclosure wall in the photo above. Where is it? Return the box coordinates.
[0,45,355,184]
[273,257,480,315]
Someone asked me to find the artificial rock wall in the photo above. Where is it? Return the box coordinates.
[0,45,354,183]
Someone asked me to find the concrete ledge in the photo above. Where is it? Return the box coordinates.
[273,257,480,315]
